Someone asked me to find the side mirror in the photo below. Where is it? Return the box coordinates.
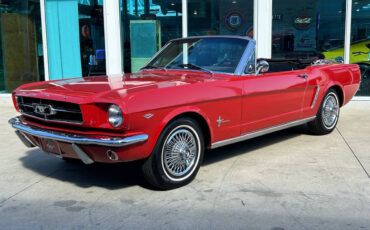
[256,60,269,75]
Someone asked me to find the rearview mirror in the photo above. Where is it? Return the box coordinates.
[256,60,269,75]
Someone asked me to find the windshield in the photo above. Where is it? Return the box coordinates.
[145,38,249,74]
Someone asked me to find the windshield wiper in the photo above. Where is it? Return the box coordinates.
[141,65,167,71]
[177,63,213,75]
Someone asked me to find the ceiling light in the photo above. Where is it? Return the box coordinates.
[232,0,237,4]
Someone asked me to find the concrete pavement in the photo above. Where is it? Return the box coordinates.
[0,99,369,230]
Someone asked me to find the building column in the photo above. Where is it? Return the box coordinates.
[254,0,272,59]
[40,0,49,81]
[45,0,82,80]
[182,0,188,38]
[103,0,123,75]
[344,0,352,64]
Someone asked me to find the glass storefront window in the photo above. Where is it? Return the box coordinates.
[78,1,106,76]
[45,0,106,80]
[121,0,182,73]
[272,0,346,61]
[0,0,44,93]
[188,0,254,37]
[351,0,370,96]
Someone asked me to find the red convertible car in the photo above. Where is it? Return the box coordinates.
[9,36,360,189]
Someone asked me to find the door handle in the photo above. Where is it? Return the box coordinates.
[298,73,308,79]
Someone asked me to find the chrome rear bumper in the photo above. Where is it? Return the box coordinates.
[8,117,148,148]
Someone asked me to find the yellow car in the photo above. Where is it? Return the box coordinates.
[323,39,370,63]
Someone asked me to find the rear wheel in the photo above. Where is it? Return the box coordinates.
[142,118,204,190]
[308,89,340,135]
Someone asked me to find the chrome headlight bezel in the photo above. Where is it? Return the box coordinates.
[108,104,123,128]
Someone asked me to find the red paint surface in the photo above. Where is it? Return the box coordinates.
[13,64,360,163]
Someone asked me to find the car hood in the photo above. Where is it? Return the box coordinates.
[15,71,220,104]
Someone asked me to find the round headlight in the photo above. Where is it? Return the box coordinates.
[108,104,123,128]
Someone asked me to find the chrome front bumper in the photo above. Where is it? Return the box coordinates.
[8,117,148,148]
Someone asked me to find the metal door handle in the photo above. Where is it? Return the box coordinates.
[298,73,308,79]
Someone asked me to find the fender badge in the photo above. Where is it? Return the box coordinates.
[216,116,230,127]
[144,113,154,119]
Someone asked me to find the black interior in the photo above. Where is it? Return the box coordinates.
[258,58,315,73]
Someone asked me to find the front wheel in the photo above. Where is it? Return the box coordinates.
[308,89,340,135]
[142,118,204,190]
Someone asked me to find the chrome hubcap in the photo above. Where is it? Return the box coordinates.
[322,94,339,128]
[163,129,198,177]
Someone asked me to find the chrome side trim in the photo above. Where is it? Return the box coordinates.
[311,86,320,108]
[211,116,316,149]
[9,117,148,148]
[72,144,94,164]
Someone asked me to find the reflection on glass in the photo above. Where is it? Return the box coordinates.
[0,0,44,93]
[183,43,189,65]
[188,0,253,36]
[272,0,345,61]
[351,1,370,96]
[145,38,249,74]
[78,1,106,76]
[121,0,182,73]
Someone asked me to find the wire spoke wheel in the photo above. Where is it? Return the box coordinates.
[142,118,204,189]
[163,128,198,177]
[308,89,340,135]
[322,93,339,129]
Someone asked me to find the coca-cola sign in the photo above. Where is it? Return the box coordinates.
[294,13,312,30]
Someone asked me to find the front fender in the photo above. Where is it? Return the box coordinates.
[127,105,214,159]
[151,106,214,151]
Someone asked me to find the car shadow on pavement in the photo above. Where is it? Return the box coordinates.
[19,124,311,190]
[19,150,148,190]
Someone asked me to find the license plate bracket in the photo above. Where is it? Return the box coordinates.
[40,139,62,158]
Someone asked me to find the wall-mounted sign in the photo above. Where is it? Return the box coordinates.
[294,13,312,30]
[225,11,243,31]
[273,14,283,20]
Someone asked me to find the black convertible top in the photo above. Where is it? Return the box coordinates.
[257,58,317,73]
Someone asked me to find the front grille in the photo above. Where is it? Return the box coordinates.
[16,96,83,124]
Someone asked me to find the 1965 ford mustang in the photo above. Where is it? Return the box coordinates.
[9,36,360,189]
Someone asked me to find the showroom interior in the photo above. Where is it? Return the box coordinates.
[0,0,368,95]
